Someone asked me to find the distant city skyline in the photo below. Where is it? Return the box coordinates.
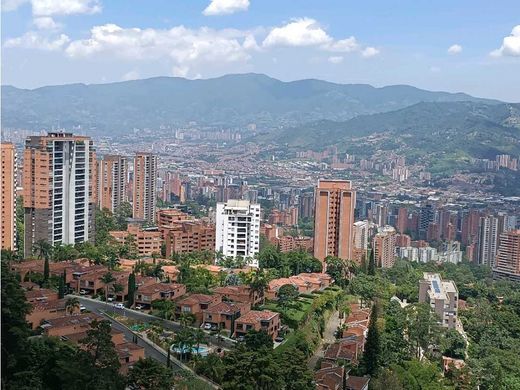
[1,0,519,101]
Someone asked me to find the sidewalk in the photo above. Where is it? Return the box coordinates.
[307,310,341,369]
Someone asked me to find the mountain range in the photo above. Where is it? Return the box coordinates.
[0,73,503,134]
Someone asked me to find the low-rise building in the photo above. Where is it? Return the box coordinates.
[162,221,216,257]
[175,294,222,325]
[233,310,280,340]
[27,298,78,329]
[203,301,251,332]
[213,285,264,306]
[134,282,186,307]
[273,235,313,253]
[109,223,162,257]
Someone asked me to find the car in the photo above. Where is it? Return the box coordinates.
[79,305,86,312]
[274,336,284,343]
[79,289,87,295]
[210,324,218,331]
[107,296,115,302]
[203,323,212,330]
[135,304,144,310]
[114,303,125,309]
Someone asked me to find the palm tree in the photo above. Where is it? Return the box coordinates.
[65,297,80,316]
[33,239,52,260]
[193,328,207,355]
[247,269,268,303]
[100,271,116,305]
[112,283,124,302]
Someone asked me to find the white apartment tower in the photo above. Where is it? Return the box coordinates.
[477,216,499,266]
[215,200,261,266]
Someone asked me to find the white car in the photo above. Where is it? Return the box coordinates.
[79,305,86,312]
[203,323,212,330]
[135,304,144,310]
[114,303,125,309]
[107,297,115,302]
[79,289,87,295]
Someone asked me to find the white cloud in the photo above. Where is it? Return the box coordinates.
[328,56,343,64]
[430,66,441,73]
[263,18,378,59]
[325,36,359,52]
[31,0,101,16]
[243,34,260,51]
[203,0,249,16]
[33,16,60,30]
[490,25,520,57]
[361,46,380,58]
[1,0,29,12]
[263,18,331,48]
[63,24,252,77]
[122,70,139,81]
[4,31,70,50]
[447,44,462,55]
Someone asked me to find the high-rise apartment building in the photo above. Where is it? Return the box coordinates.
[373,226,396,268]
[133,152,158,224]
[477,216,499,266]
[313,179,356,262]
[493,230,520,282]
[299,192,314,219]
[419,273,458,329]
[396,207,408,234]
[1,142,17,250]
[23,132,96,257]
[419,204,435,240]
[98,155,127,212]
[215,199,261,266]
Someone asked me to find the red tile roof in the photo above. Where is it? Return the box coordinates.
[235,310,278,323]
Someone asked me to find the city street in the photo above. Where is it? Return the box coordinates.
[73,295,236,350]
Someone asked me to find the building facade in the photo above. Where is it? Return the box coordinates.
[373,226,396,268]
[98,155,127,212]
[23,133,96,257]
[477,216,499,266]
[133,152,158,224]
[419,273,458,329]
[493,230,520,282]
[313,179,356,263]
[215,199,261,266]
[1,142,16,250]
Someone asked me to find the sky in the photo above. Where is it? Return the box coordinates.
[2,0,519,101]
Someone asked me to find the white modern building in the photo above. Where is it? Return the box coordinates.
[419,273,459,329]
[215,199,261,267]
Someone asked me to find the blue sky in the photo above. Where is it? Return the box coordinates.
[2,0,519,101]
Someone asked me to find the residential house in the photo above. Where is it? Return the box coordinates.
[202,301,251,333]
[175,294,222,325]
[134,282,186,307]
[233,310,280,340]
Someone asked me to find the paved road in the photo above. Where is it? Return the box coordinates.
[74,295,235,350]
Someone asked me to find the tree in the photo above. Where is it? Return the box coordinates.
[325,256,348,287]
[33,238,52,260]
[1,260,32,384]
[66,297,80,316]
[79,319,124,389]
[245,269,269,302]
[441,329,467,360]
[100,272,116,304]
[43,256,50,284]
[368,248,376,276]
[276,347,314,390]
[58,270,67,298]
[127,272,136,308]
[362,304,381,376]
[193,328,207,354]
[277,284,300,312]
[244,330,274,351]
[126,357,174,390]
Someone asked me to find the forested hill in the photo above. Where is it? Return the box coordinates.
[1,73,500,133]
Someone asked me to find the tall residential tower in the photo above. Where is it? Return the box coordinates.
[313,179,356,263]
[23,132,96,257]
[98,155,127,212]
[1,142,17,250]
[133,152,158,224]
